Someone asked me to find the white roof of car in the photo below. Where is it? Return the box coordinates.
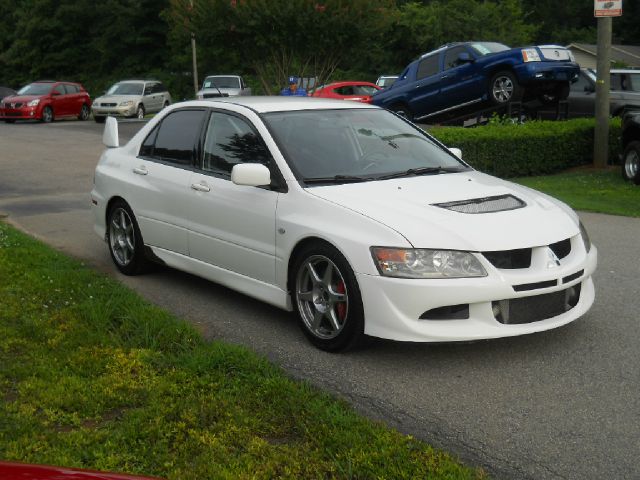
[180,96,380,114]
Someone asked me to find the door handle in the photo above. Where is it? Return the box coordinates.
[133,166,148,175]
[191,182,210,192]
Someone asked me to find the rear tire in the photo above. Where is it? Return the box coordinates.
[78,104,90,121]
[622,141,640,185]
[106,200,150,275]
[292,242,365,352]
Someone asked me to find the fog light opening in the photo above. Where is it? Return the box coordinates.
[492,300,510,324]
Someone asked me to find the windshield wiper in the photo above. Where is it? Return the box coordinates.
[376,166,466,180]
[302,175,372,185]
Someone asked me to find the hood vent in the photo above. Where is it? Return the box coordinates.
[432,194,526,214]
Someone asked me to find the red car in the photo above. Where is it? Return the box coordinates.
[0,80,91,123]
[312,81,381,103]
[0,461,163,479]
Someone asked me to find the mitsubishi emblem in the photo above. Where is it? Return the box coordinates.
[546,248,561,268]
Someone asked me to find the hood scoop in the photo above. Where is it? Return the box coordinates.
[432,194,526,214]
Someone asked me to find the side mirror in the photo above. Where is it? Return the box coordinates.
[449,147,462,159]
[457,52,473,63]
[103,116,119,148]
[231,163,271,187]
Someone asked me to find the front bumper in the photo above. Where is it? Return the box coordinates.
[0,106,40,119]
[358,240,597,342]
[515,62,580,86]
[92,105,137,118]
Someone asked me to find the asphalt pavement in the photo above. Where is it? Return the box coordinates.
[1,118,639,479]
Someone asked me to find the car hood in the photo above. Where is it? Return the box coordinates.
[2,94,44,103]
[94,94,141,103]
[305,171,578,251]
[199,87,242,96]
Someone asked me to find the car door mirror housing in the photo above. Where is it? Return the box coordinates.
[231,163,271,187]
[449,147,462,159]
[103,116,119,148]
[457,52,473,63]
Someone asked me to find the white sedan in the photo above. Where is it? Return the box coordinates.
[91,98,597,351]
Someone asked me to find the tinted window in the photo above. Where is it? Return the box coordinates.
[444,46,469,70]
[335,86,355,95]
[417,55,440,80]
[202,112,271,176]
[144,109,206,166]
[64,84,79,94]
[53,85,65,95]
[155,82,167,93]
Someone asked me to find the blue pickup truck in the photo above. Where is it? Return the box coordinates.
[371,42,580,122]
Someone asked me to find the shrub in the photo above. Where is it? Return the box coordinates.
[427,118,621,177]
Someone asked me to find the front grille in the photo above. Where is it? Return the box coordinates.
[433,194,526,214]
[100,102,117,107]
[483,248,532,269]
[550,238,571,260]
[493,284,581,324]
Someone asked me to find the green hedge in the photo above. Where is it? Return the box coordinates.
[426,118,621,178]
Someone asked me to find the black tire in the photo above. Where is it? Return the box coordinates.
[41,106,53,123]
[136,104,145,119]
[94,115,105,124]
[489,70,521,105]
[106,200,150,275]
[291,242,365,352]
[390,104,413,122]
[78,104,90,121]
[621,141,640,185]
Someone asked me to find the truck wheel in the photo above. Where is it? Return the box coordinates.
[622,141,640,185]
[489,71,521,105]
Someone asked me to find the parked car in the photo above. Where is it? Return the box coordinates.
[92,97,596,352]
[0,461,162,479]
[92,80,171,123]
[0,80,91,123]
[621,109,640,184]
[196,75,251,99]
[564,68,640,117]
[375,75,398,89]
[0,86,16,102]
[312,81,381,103]
[371,42,580,122]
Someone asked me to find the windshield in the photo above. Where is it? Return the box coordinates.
[378,77,397,88]
[203,76,241,89]
[468,42,510,56]
[263,109,468,183]
[17,83,53,95]
[107,82,144,96]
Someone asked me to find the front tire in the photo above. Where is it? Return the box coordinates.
[292,242,365,352]
[622,141,640,185]
[136,104,145,119]
[489,71,521,105]
[41,106,53,123]
[106,200,150,275]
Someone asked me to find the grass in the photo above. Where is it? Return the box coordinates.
[513,167,640,217]
[0,221,486,480]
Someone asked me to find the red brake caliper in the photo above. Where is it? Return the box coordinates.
[336,281,346,321]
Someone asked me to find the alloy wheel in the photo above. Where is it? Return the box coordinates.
[492,76,514,103]
[296,255,349,340]
[109,208,136,267]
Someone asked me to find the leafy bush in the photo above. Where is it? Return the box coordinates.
[427,118,621,177]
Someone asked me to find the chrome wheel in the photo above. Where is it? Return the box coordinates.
[296,255,349,340]
[109,207,135,267]
[492,75,514,103]
[624,148,639,179]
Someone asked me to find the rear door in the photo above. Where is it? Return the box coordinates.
[64,84,82,116]
[410,53,442,119]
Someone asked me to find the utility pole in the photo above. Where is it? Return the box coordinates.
[593,0,622,167]
[593,17,612,168]
[190,0,198,97]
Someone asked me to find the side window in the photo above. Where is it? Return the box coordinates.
[202,112,271,176]
[140,109,206,166]
[53,84,65,95]
[335,86,354,95]
[143,84,153,96]
[443,46,469,70]
[416,55,440,80]
[610,74,623,91]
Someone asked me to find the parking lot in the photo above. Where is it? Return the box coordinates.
[1,119,639,479]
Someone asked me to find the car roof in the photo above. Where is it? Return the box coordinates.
[177,96,379,114]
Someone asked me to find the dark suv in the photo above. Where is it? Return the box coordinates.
[621,110,640,184]
[371,42,579,122]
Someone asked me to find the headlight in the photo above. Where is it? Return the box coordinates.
[27,99,40,107]
[579,221,591,253]
[522,48,541,62]
[371,247,487,279]
[119,100,134,107]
